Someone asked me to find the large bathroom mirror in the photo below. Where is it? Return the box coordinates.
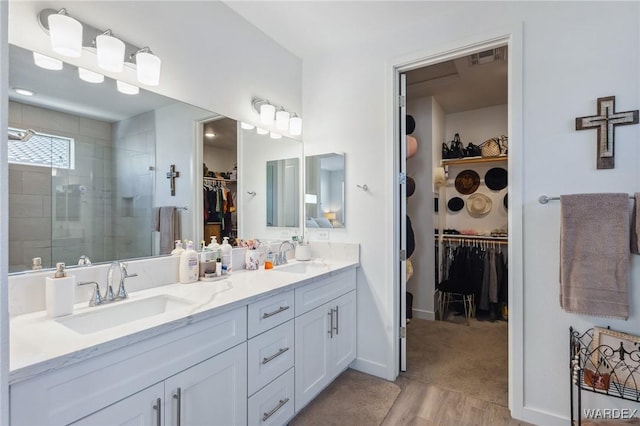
[7,43,224,273]
[305,153,345,229]
[239,128,303,239]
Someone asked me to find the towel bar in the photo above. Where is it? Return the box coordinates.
[539,194,634,204]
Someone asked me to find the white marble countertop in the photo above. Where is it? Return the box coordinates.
[10,258,358,384]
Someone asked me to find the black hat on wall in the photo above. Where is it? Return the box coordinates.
[406,115,416,134]
[447,197,464,212]
[406,176,415,197]
[484,167,508,191]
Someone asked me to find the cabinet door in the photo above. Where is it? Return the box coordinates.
[71,382,164,426]
[165,343,247,426]
[331,290,357,373]
[294,303,332,412]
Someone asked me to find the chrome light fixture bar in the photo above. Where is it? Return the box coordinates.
[251,98,302,136]
[37,8,161,86]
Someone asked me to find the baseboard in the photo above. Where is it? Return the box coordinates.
[521,406,567,426]
[410,309,435,321]
[351,357,392,381]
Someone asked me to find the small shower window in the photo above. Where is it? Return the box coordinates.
[8,128,74,169]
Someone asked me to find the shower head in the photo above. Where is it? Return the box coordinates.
[8,129,35,142]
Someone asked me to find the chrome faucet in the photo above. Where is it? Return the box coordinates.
[77,255,92,266]
[78,261,137,307]
[275,241,295,266]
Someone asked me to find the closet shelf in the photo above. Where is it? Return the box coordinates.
[441,155,508,166]
[204,176,237,183]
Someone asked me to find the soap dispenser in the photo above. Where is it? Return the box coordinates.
[45,262,76,317]
[171,240,184,256]
[208,236,220,253]
[179,241,199,284]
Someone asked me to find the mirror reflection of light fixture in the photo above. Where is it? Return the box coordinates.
[96,30,125,72]
[256,127,269,135]
[78,67,104,83]
[116,80,139,95]
[33,52,63,70]
[323,211,336,225]
[241,122,255,130]
[270,132,282,139]
[47,9,82,58]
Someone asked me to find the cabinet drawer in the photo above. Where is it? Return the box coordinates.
[295,268,356,316]
[248,320,295,396]
[248,367,295,426]
[248,289,295,338]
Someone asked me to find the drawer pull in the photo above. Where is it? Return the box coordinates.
[335,305,339,335]
[262,397,290,422]
[153,398,161,426]
[262,305,290,319]
[328,309,334,338]
[262,347,290,364]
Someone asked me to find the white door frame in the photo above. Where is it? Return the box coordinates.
[388,23,524,418]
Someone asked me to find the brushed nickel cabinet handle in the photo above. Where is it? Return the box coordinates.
[335,305,339,335]
[173,387,182,426]
[262,347,290,364]
[328,309,334,338]
[262,398,290,422]
[153,398,162,426]
[262,305,290,319]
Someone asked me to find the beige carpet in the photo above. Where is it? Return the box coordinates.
[402,317,509,407]
[289,369,401,426]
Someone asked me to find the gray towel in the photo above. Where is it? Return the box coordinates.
[152,207,161,232]
[560,193,630,319]
[631,193,640,255]
[159,207,179,255]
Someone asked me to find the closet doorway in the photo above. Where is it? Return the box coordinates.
[399,42,511,407]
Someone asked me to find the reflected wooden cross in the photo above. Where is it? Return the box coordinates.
[575,96,638,169]
[166,164,180,196]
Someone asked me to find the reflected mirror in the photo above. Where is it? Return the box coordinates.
[266,158,300,227]
[305,153,345,229]
[7,44,220,273]
[239,128,302,239]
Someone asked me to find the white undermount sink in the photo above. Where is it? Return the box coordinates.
[273,261,328,274]
[55,295,192,335]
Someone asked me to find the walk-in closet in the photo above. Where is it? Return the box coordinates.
[403,45,510,407]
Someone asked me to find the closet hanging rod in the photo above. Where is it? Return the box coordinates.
[538,194,635,204]
[436,234,507,241]
[203,176,235,182]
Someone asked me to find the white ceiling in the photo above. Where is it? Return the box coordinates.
[226,1,507,113]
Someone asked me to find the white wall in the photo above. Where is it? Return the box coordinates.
[302,2,639,424]
[204,146,236,175]
[445,104,508,148]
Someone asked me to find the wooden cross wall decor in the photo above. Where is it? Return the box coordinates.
[575,96,639,169]
[166,164,180,196]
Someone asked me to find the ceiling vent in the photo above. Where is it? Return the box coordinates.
[468,47,507,66]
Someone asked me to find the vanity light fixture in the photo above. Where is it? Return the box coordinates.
[78,67,104,83]
[37,8,162,86]
[256,127,269,135]
[116,80,139,95]
[96,30,125,72]
[270,132,282,139]
[289,114,302,136]
[241,122,255,130]
[47,9,82,58]
[133,47,161,86]
[252,97,302,136]
[33,52,63,70]
[275,109,290,131]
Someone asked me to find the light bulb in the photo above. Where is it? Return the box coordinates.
[96,33,125,72]
[116,80,139,95]
[136,50,161,86]
[48,12,83,58]
[78,68,104,83]
[275,110,290,131]
[260,103,275,125]
[33,52,63,70]
[256,128,268,135]
[241,122,255,130]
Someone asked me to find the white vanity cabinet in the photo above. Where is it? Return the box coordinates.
[10,306,247,426]
[294,269,357,412]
